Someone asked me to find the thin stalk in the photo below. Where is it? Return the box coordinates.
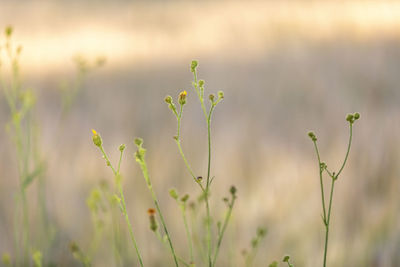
[313,141,327,223]
[136,157,179,267]
[155,231,190,267]
[117,183,144,267]
[180,204,194,263]
[318,123,353,267]
[323,178,335,267]
[98,146,144,267]
[212,197,235,267]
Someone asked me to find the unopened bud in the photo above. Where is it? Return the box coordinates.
[190,60,198,73]
[92,129,102,147]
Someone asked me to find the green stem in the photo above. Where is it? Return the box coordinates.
[313,141,327,223]
[180,204,194,263]
[212,197,235,267]
[323,179,335,267]
[137,158,179,267]
[117,183,144,267]
[98,146,144,267]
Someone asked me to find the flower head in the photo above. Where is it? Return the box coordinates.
[92,129,102,147]
[179,90,187,105]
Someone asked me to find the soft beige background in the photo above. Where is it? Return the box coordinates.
[1,1,400,266]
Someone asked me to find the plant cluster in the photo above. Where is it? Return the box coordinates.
[1,26,361,267]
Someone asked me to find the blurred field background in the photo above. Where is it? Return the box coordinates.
[1,0,400,266]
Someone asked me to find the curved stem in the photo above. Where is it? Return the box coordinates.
[336,124,353,178]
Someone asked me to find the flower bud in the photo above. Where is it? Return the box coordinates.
[198,79,205,87]
[178,90,187,105]
[169,189,179,200]
[119,144,126,152]
[190,60,198,73]
[308,131,317,141]
[346,113,354,122]
[134,138,143,146]
[148,208,158,232]
[283,255,290,262]
[230,185,237,196]
[180,194,189,202]
[164,95,173,104]
[209,94,215,102]
[92,129,102,147]
[218,91,224,99]
[353,112,360,120]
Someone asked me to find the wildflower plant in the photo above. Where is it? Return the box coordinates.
[91,130,144,267]
[308,112,360,267]
[0,26,49,266]
[242,227,268,267]
[164,60,235,267]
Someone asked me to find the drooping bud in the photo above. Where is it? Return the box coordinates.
[148,208,158,232]
[218,91,224,99]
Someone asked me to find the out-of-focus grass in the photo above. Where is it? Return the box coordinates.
[1,1,400,266]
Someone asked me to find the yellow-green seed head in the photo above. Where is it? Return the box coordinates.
[218,91,224,99]
[92,129,102,147]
